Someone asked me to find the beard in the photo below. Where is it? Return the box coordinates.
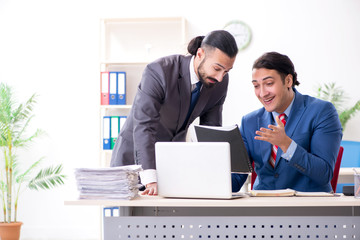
[197,60,218,89]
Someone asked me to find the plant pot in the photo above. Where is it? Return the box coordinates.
[0,222,22,240]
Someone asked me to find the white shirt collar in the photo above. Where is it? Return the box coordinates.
[189,56,199,86]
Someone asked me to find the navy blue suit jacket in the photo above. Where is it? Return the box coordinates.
[232,89,342,192]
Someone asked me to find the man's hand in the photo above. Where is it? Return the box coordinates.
[254,115,292,153]
[141,182,158,196]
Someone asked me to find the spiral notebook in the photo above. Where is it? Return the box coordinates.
[155,142,246,199]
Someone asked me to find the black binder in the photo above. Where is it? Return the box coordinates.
[194,125,253,173]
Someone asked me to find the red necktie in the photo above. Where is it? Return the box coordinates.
[269,113,287,168]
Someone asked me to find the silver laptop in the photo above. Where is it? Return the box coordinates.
[155,142,245,199]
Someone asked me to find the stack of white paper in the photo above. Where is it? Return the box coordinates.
[74,165,142,200]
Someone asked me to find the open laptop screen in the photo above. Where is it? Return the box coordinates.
[155,142,235,199]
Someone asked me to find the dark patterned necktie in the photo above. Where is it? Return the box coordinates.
[181,81,202,130]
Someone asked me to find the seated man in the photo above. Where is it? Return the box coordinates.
[232,52,342,192]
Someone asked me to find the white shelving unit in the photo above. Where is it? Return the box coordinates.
[99,17,187,167]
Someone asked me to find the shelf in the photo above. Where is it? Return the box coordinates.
[100,17,187,63]
[99,17,187,169]
[101,105,132,109]
[102,17,186,24]
[102,150,112,153]
[100,61,149,66]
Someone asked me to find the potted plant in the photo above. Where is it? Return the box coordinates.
[0,83,66,240]
[315,82,360,130]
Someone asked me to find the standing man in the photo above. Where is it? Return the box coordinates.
[111,30,238,195]
[232,52,342,192]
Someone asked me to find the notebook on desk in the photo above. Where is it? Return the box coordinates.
[155,142,245,199]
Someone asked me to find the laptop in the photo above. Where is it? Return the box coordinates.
[155,142,246,199]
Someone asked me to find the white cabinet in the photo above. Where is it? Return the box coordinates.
[99,17,187,167]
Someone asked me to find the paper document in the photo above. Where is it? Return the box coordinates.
[74,165,142,200]
[295,191,335,197]
[249,188,296,197]
[249,188,335,197]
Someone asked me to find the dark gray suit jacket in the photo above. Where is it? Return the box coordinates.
[110,54,229,170]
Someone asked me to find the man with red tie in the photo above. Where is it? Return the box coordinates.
[232,52,342,192]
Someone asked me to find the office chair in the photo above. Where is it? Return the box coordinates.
[336,140,360,192]
[339,141,360,167]
[250,161,256,190]
[250,146,344,193]
[331,146,344,193]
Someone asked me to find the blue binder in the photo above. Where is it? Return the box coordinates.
[103,207,120,217]
[103,116,111,150]
[117,72,126,105]
[103,207,112,217]
[119,116,127,132]
[112,207,120,217]
[109,72,117,105]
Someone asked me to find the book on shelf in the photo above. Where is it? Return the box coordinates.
[193,124,253,173]
[109,72,117,105]
[103,116,111,150]
[103,116,127,150]
[110,116,119,149]
[102,71,126,105]
[103,207,120,217]
[249,188,336,197]
[100,71,109,105]
[116,72,126,105]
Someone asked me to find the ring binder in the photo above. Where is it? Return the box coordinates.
[194,125,253,173]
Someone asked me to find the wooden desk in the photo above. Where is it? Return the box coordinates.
[65,194,360,207]
[66,195,360,239]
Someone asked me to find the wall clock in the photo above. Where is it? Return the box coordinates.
[223,20,252,51]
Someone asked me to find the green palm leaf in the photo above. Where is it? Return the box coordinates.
[15,158,43,184]
[339,100,360,129]
[0,83,66,222]
[28,165,66,191]
[315,82,360,130]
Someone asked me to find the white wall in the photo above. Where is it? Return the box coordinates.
[0,0,359,239]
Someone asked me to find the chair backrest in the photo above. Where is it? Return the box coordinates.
[250,161,256,190]
[340,140,360,167]
[337,141,360,193]
[331,146,344,193]
[251,146,344,192]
